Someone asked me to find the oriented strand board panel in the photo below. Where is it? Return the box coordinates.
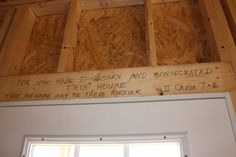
[20,14,67,74]
[0,62,235,102]
[153,0,219,65]
[74,6,148,71]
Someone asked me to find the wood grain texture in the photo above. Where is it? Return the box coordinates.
[220,0,236,113]
[0,0,188,9]
[20,14,67,75]
[74,6,148,71]
[79,0,189,10]
[0,9,6,26]
[57,0,81,72]
[0,6,35,76]
[0,8,14,49]
[221,0,236,45]
[230,91,236,114]
[153,0,219,65]
[0,9,8,47]
[0,62,235,102]
[31,0,70,16]
[0,0,70,7]
[145,0,157,66]
[199,0,236,113]
[198,0,236,65]
[0,8,11,69]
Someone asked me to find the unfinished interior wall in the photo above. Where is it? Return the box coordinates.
[221,0,236,45]
[0,9,7,48]
[0,0,225,74]
[0,9,5,25]
[20,14,67,74]
[153,0,219,65]
[74,6,148,71]
[0,1,235,111]
[0,8,14,49]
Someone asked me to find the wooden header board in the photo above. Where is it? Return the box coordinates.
[0,62,235,102]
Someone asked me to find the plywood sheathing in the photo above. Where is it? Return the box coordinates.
[153,1,219,65]
[74,6,148,71]
[20,14,67,74]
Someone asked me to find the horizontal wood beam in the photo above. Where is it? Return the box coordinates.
[0,62,235,103]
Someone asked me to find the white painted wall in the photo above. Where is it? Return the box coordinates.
[0,93,235,157]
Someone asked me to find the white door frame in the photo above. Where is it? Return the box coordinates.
[0,92,235,140]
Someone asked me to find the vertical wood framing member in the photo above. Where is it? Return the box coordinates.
[145,0,157,67]
[198,0,236,113]
[0,6,36,76]
[220,0,236,45]
[220,0,236,114]
[0,8,15,49]
[57,0,81,72]
[198,0,236,68]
